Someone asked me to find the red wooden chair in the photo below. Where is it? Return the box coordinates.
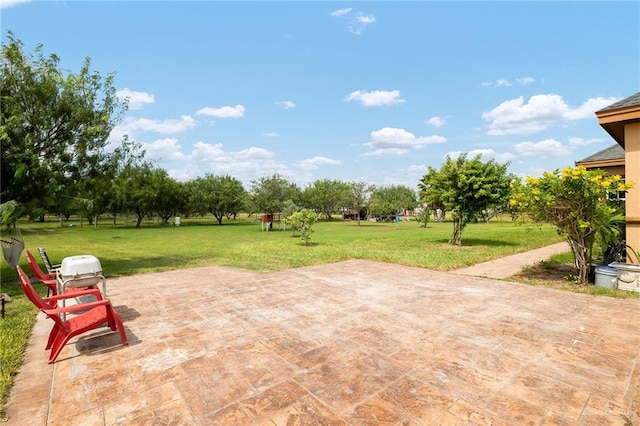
[25,250,98,298]
[16,266,128,364]
[25,249,58,296]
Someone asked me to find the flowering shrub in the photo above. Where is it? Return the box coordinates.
[510,166,633,283]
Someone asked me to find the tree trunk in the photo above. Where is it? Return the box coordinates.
[449,218,463,245]
[568,237,589,284]
[135,213,145,228]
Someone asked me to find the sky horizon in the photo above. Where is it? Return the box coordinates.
[2,1,639,190]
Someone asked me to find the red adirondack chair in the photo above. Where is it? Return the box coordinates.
[16,266,128,364]
[25,249,57,296]
[25,250,99,299]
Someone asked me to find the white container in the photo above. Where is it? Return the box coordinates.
[58,255,104,289]
[594,265,618,289]
[610,262,640,292]
[175,216,181,226]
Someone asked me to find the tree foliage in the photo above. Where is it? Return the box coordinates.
[369,185,417,221]
[283,209,317,245]
[1,32,127,215]
[112,163,156,228]
[250,174,300,216]
[343,181,373,225]
[190,174,246,225]
[301,179,350,220]
[510,166,633,283]
[420,153,512,245]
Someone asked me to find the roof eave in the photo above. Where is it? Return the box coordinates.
[596,105,640,148]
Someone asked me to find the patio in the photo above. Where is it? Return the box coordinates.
[6,259,640,425]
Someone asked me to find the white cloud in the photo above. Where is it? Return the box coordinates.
[275,100,296,109]
[568,137,604,147]
[564,97,619,120]
[262,132,280,138]
[345,90,404,107]
[116,88,155,110]
[298,156,343,170]
[117,115,197,135]
[142,138,184,162]
[446,149,516,164]
[196,105,245,118]
[175,142,288,184]
[426,116,447,128]
[331,7,375,35]
[356,13,376,24]
[517,77,535,85]
[330,7,352,17]
[482,94,620,136]
[481,77,536,88]
[514,138,572,157]
[363,127,446,156]
[0,0,29,9]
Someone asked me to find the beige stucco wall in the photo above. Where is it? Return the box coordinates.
[625,122,640,262]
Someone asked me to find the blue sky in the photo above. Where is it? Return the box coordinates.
[2,1,639,190]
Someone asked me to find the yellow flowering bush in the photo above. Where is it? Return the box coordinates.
[510,166,634,284]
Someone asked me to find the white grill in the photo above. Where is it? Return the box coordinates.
[57,255,106,294]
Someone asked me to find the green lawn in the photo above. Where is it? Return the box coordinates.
[2,215,562,283]
[1,215,563,419]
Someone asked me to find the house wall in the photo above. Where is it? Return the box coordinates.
[582,164,626,177]
[625,122,640,261]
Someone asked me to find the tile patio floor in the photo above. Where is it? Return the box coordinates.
[6,256,640,425]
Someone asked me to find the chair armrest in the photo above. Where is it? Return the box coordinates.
[44,299,111,316]
[44,288,103,302]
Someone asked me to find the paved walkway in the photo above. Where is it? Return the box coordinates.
[6,244,640,425]
[454,242,571,279]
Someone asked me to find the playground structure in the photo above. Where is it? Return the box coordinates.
[260,213,285,231]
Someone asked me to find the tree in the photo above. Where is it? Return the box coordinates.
[343,181,373,226]
[250,174,300,217]
[418,167,448,222]
[421,153,512,245]
[510,166,633,284]
[113,163,155,228]
[301,179,350,220]
[1,33,127,216]
[283,209,317,245]
[151,170,185,225]
[190,174,246,225]
[369,185,417,221]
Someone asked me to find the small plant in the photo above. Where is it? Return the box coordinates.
[414,208,431,228]
[283,209,317,245]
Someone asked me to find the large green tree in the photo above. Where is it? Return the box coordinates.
[420,153,512,245]
[344,181,373,225]
[301,179,350,220]
[112,163,155,228]
[250,174,300,217]
[0,33,126,215]
[151,169,185,226]
[369,185,417,221]
[189,174,246,225]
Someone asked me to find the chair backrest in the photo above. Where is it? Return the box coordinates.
[25,250,50,282]
[16,265,53,311]
[37,247,57,273]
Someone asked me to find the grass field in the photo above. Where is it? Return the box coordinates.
[0,214,584,419]
[2,214,562,283]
